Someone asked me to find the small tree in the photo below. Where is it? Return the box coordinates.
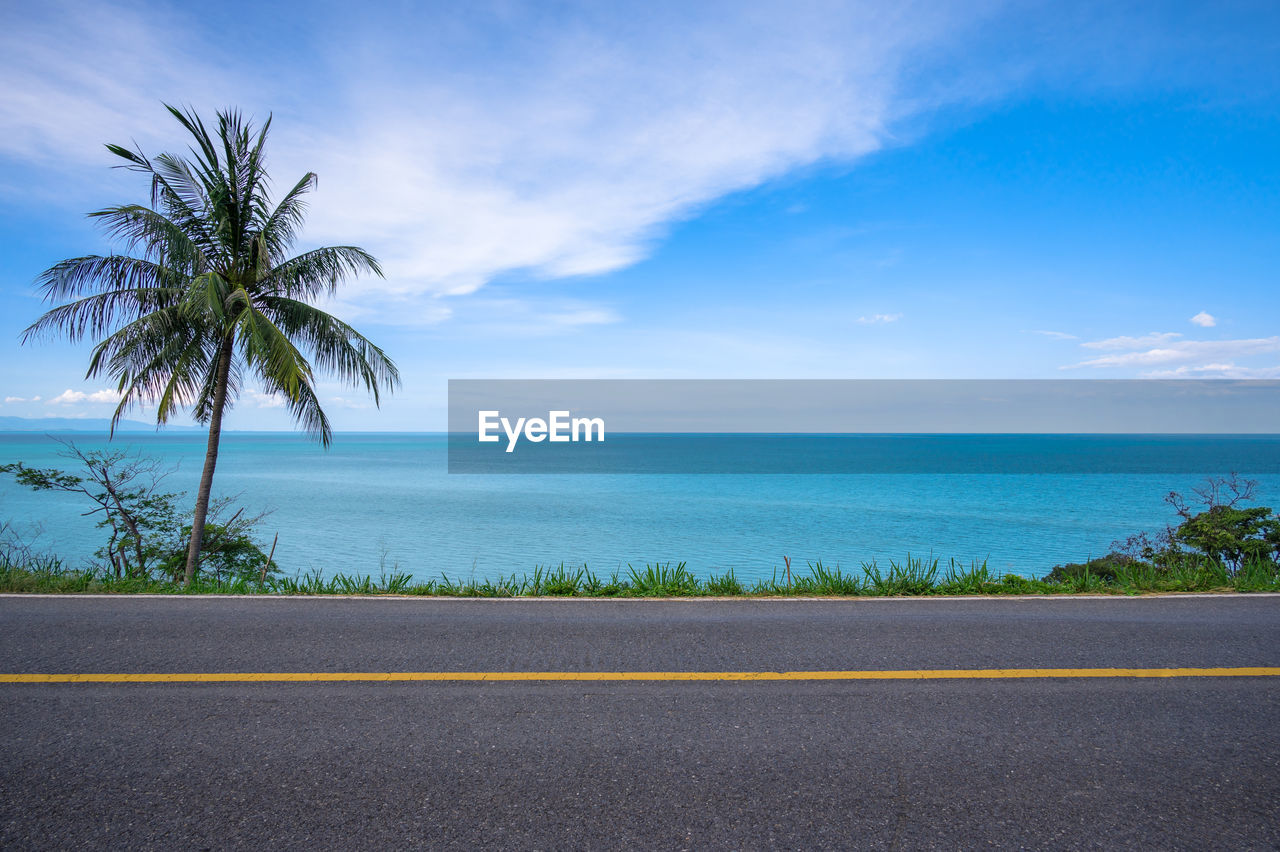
[1165,474,1280,573]
[2,442,180,578]
[1,440,275,582]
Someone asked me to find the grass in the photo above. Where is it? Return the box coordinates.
[2,550,1278,597]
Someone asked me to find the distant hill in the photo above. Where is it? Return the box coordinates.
[0,416,202,433]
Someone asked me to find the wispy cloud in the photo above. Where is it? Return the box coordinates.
[1190,311,1217,328]
[326,396,372,411]
[1141,363,1280,379]
[1029,330,1078,340]
[0,0,997,318]
[1064,336,1280,369]
[291,4,972,305]
[435,297,623,337]
[0,3,242,186]
[856,313,903,325]
[1079,332,1183,350]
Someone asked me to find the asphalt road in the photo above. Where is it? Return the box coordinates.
[2,595,1278,850]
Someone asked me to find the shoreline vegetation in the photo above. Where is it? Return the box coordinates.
[2,554,1278,597]
[3,444,1279,598]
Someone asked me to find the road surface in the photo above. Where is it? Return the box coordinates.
[2,594,1278,849]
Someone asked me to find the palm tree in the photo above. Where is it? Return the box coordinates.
[23,105,399,585]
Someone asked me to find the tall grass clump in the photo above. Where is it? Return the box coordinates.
[938,558,994,595]
[862,554,940,596]
[627,562,700,596]
[705,569,745,596]
[528,564,586,596]
[798,561,862,595]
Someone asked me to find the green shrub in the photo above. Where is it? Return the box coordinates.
[1042,552,1138,584]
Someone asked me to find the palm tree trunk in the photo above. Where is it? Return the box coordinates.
[183,333,234,586]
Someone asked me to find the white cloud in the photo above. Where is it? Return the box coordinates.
[1190,311,1217,327]
[856,313,903,325]
[1063,336,1280,369]
[1080,332,1182,350]
[4,396,23,403]
[545,307,621,328]
[47,388,123,405]
[0,0,1001,319]
[1030,330,1078,340]
[293,6,927,303]
[242,389,285,409]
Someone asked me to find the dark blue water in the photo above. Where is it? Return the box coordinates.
[2,432,1278,581]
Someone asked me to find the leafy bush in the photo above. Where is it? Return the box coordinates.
[1042,552,1138,584]
[1170,506,1279,572]
[156,521,273,583]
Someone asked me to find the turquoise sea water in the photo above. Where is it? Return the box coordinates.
[2,432,1278,582]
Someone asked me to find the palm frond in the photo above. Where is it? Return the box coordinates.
[103,324,216,430]
[89,204,210,269]
[25,257,183,342]
[259,295,400,403]
[145,154,223,253]
[261,171,316,257]
[259,370,333,447]
[104,134,225,263]
[235,304,315,397]
[150,334,219,424]
[263,245,383,300]
[164,103,220,175]
[88,306,209,382]
[177,271,233,325]
[104,142,153,174]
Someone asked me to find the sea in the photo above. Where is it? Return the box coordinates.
[2,431,1279,583]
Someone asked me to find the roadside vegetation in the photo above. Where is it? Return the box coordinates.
[3,448,1278,597]
[1,551,1277,597]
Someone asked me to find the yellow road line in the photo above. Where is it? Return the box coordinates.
[1,667,1279,684]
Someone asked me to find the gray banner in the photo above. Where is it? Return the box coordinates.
[447,380,1280,473]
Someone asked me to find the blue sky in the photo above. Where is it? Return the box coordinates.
[1,0,1277,430]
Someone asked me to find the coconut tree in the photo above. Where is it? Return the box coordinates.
[23,105,399,585]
